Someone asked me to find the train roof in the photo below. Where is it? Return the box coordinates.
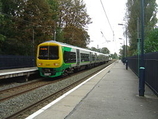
[44,40,81,49]
[42,40,109,56]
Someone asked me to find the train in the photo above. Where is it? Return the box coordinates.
[36,40,109,78]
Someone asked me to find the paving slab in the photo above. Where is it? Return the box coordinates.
[66,61,158,119]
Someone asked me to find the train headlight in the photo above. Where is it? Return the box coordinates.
[54,63,59,66]
[38,63,43,66]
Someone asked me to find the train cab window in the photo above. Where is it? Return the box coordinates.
[64,51,76,63]
[38,46,59,60]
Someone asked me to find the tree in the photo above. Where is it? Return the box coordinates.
[110,53,118,59]
[101,47,110,54]
[90,47,100,52]
[119,45,125,59]
[145,28,158,53]
[119,45,130,59]
[55,0,91,47]
[0,0,92,55]
[0,0,6,43]
[63,25,90,47]
[0,0,22,54]
[90,47,110,54]
[0,0,54,55]
[126,0,157,56]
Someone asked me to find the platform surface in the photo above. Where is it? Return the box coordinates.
[27,61,158,119]
[0,67,37,80]
[0,67,37,75]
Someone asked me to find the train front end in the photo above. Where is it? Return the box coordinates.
[36,41,63,77]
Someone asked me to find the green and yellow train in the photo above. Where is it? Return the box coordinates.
[36,40,109,78]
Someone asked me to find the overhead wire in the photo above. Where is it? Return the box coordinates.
[100,31,110,43]
[100,0,115,40]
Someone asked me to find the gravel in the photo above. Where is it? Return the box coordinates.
[0,64,107,119]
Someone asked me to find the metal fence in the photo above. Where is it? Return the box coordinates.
[0,55,35,70]
[128,52,158,95]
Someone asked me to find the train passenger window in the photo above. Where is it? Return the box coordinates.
[81,53,90,62]
[64,51,76,63]
[92,55,95,61]
[38,46,59,60]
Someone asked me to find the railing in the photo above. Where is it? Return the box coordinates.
[128,52,158,95]
[0,55,35,70]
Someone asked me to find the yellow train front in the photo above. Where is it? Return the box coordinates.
[36,40,109,78]
[36,41,64,77]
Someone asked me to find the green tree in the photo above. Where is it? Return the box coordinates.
[0,0,54,55]
[0,0,92,55]
[0,0,6,42]
[90,47,100,52]
[23,0,54,44]
[63,25,90,47]
[119,45,129,59]
[126,0,157,56]
[145,28,158,53]
[119,45,125,59]
[0,0,21,54]
[56,0,91,47]
[101,47,110,54]
[90,47,110,54]
[110,53,118,59]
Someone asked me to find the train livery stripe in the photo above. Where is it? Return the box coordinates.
[36,40,109,78]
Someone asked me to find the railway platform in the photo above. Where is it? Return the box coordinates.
[0,67,38,81]
[26,60,158,119]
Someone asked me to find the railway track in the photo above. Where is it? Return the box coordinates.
[0,61,114,119]
[0,79,54,102]
[7,75,89,119]
[0,69,88,102]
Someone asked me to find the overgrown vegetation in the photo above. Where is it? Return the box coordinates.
[0,0,92,55]
[122,0,158,57]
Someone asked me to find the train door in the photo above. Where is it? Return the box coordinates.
[90,52,92,63]
[76,49,80,66]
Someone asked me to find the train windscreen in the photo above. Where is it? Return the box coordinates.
[38,46,59,60]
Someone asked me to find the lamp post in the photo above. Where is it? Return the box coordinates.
[139,0,145,96]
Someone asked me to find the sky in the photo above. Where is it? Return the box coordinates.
[84,0,158,54]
